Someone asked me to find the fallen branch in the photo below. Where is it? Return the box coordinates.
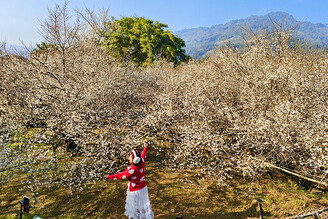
[288,207,328,219]
[224,145,328,188]
[265,162,328,188]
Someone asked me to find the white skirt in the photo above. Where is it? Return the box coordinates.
[125,185,154,219]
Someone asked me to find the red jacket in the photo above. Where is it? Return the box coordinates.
[107,147,148,192]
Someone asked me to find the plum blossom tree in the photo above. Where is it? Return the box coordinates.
[1,2,328,208]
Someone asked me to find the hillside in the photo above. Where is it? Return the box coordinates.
[2,5,328,218]
[2,158,328,218]
[176,12,328,59]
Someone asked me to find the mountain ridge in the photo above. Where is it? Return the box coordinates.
[175,12,328,59]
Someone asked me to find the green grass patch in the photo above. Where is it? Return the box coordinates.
[1,150,328,218]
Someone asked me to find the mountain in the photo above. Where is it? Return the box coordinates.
[1,43,28,53]
[175,12,328,60]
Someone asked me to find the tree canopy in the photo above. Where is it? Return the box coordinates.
[32,42,59,54]
[102,17,190,66]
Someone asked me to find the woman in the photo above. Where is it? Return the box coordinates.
[106,146,154,219]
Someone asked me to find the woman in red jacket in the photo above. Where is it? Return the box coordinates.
[107,146,154,219]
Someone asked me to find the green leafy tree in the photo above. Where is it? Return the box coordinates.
[102,17,190,66]
[32,42,59,54]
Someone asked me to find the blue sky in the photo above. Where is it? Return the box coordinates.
[1,0,328,45]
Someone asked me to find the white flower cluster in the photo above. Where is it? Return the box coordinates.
[1,6,327,199]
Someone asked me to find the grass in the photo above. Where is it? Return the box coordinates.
[1,150,328,219]
[2,24,328,219]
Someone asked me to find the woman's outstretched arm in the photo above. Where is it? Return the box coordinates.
[107,167,135,180]
[141,146,147,160]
